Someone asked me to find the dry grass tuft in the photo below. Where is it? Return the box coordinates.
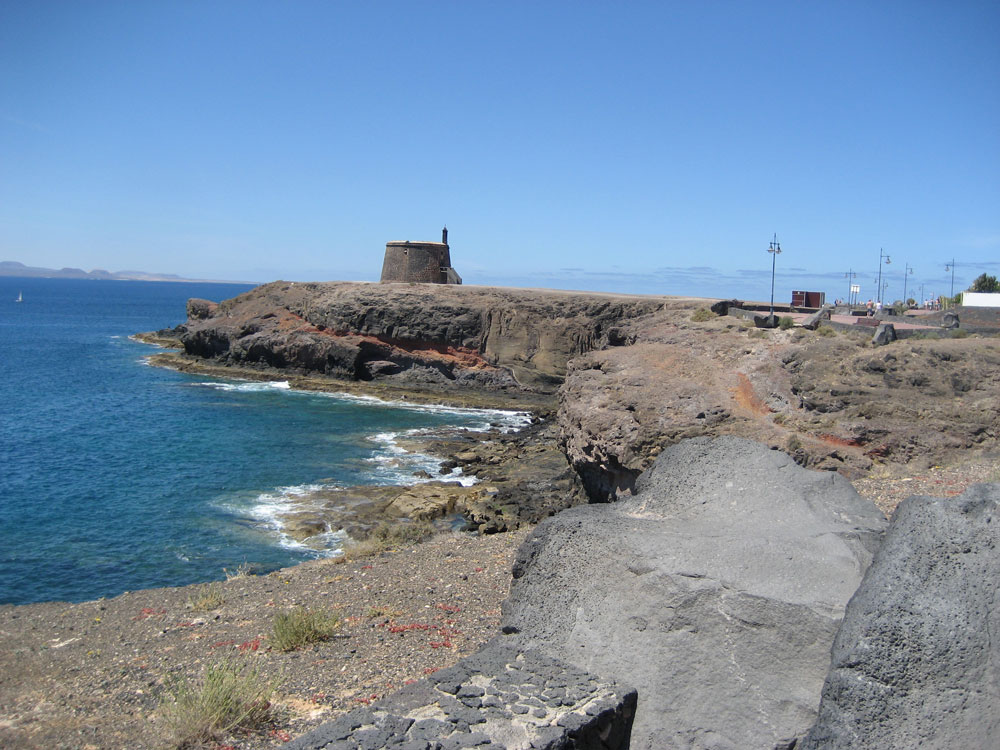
[186,583,224,612]
[160,658,276,748]
[270,607,340,652]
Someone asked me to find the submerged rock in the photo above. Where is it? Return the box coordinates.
[501,436,887,750]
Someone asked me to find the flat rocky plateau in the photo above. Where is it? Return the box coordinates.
[2,282,998,749]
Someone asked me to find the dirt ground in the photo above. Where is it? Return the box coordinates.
[0,529,529,750]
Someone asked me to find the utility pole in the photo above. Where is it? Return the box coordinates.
[845,269,857,306]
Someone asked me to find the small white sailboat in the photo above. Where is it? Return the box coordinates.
[15,291,23,303]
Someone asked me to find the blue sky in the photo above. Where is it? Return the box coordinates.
[1,1,997,302]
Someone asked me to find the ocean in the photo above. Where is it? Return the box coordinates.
[0,277,528,605]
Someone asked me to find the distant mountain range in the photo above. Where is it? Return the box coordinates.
[0,261,244,283]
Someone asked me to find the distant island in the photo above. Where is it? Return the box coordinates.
[0,260,249,283]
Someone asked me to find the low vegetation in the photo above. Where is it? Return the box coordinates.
[223,561,255,580]
[270,606,340,652]
[690,307,716,322]
[340,520,434,561]
[779,316,795,330]
[161,658,276,748]
[186,583,224,612]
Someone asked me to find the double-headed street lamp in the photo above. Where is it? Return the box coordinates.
[768,233,782,319]
[845,269,857,306]
[876,248,891,304]
[902,264,914,307]
[945,259,956,299]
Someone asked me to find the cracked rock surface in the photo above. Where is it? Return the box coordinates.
[284,644,637,750]
[500,436,887,750]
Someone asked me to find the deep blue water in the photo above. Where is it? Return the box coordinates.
[0,277,525,605]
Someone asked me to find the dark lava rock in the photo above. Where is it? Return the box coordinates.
[870,322,896,346]
[801,483,1000,749]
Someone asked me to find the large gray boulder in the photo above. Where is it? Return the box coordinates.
[801,483,1000,749]
[501,436,887,749]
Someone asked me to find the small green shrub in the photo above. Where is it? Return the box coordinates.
[690,308,715,322]
[950,328,970,338]
[816,324,836,337]
[187,583,224,612]
[161,658,275,748]
[778,316,794,330]
[271,607,340,652]
[786,435,802,453]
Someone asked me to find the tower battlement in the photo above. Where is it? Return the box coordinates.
[379,227,461,284]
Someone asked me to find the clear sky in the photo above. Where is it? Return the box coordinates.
[1,1,998,303]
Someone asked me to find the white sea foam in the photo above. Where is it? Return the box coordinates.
[366,429,478,486]
[234,483,346,556]
[316,390,532,432]
[192,380,292,393]
[182,375,531,431]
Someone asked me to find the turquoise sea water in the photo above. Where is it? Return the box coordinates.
[0,277,526,605]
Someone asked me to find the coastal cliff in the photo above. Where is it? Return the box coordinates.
[152,282,1000,506]
[175,281,669,392]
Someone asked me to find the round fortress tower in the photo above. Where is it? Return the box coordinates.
[379,227,462,284]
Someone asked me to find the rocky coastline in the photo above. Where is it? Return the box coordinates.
[3,281,999,749]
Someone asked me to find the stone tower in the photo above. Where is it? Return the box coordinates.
[379,227,462,284]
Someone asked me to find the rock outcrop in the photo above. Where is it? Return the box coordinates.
[177,282,667,392]
[801,483,1000,749]
[500,437,887,750]
[284,644,637,750]
[558,311,1000,499]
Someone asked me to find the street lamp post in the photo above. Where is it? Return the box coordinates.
[845,269,857,306]
[768,233,782,322]
[876,248,891,304]
[902,264,914,308]
[945,259,956,300]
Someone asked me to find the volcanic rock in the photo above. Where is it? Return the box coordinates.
[870,322,896,346]
[176,282,667,392]
[500,436,887,750]
[801,483,1000,749]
